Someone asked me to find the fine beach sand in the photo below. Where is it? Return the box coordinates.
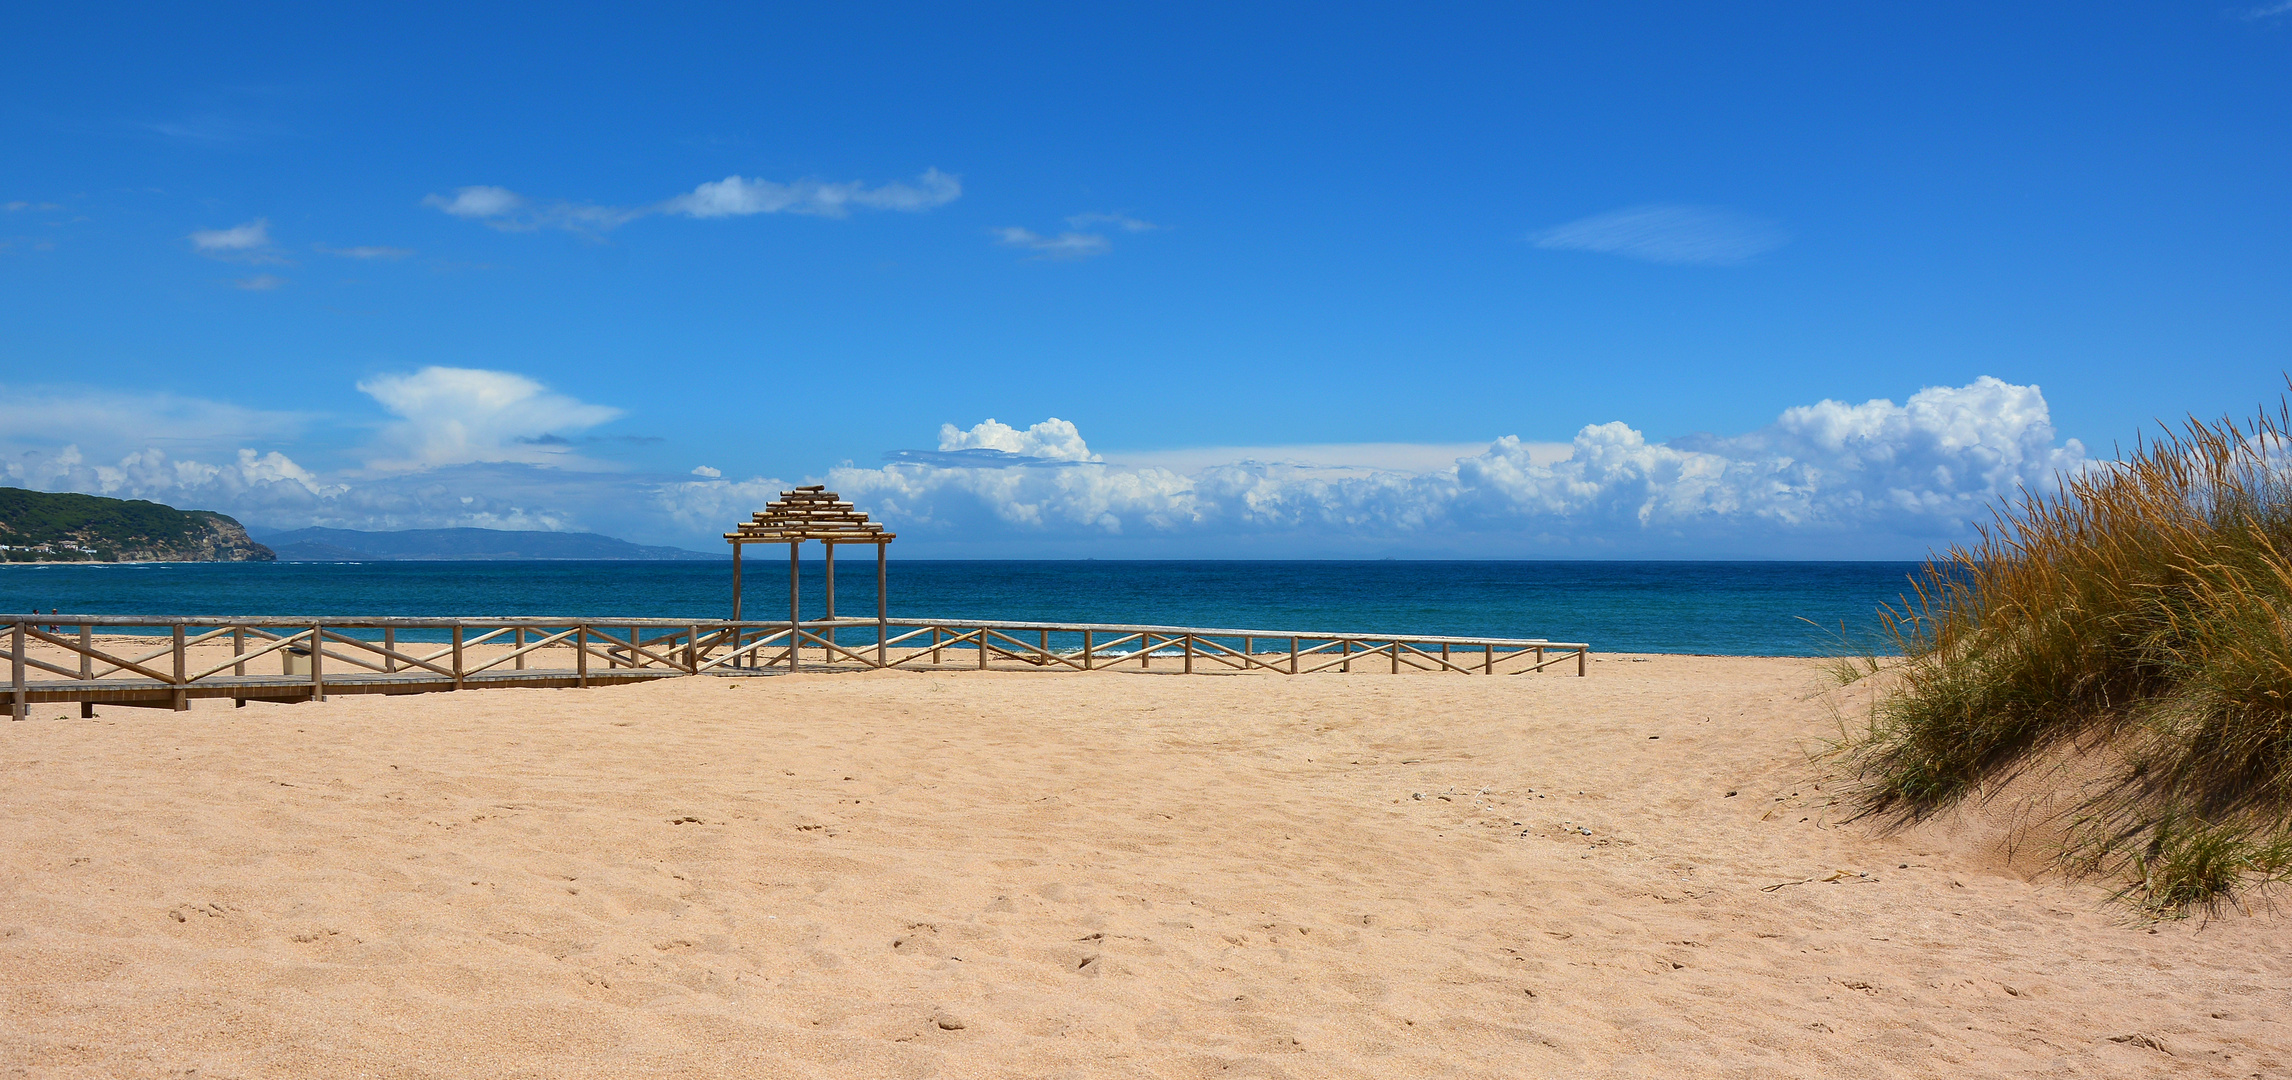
[2,655,2286,1078]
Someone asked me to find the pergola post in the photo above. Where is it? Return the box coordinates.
[823,541,836,661]
[787,540,801,671]
[876,541,888,668]
[731,541,744,621]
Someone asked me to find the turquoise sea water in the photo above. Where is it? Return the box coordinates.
[0,560,1922,656]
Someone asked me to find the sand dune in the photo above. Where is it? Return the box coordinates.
[2,656,2285,1077]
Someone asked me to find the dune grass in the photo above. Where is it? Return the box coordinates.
[1853,397,2292,914]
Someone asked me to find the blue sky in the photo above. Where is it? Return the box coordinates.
[4,2,2289,556]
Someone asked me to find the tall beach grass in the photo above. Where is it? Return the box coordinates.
[1854,396,2292,914]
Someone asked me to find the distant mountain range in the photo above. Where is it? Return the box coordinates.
[255,527,722,562]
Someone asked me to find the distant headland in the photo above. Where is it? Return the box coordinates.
[0,487,275,563]
[0,487,723,564]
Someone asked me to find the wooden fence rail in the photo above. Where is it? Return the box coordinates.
[5,615,1589,719]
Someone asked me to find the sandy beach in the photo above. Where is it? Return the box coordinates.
[2,655,2285,1078]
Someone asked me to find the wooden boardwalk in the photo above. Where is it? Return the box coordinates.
[6,615,1589,718]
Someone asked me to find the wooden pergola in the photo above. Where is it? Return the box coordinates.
[724,486,895,667]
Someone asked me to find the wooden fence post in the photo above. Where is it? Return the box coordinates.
[382,627,395,673]
[1183,634,1193,674]
[172,622,188,711]
[230,624,245,710]
[84,623,98,716]
[10,622,24,721]
[1083,629,1093,670]
[310,624,326,703]
[576,626,588,688]
[515,626,527,670]
[451,626,465,690]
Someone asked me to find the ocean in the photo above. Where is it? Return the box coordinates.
[0,560,1923,656]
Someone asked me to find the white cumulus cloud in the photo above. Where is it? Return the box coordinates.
[356,367,625,471]
[4,375,2092,559]
[1532,204,1788,266]
[0,379,657,539]
[939,418,1100,461]
[4,444,344,524]
[784,377,2083,557]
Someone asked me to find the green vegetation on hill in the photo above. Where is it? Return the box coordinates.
[0,487,274,563]
[1850,397,2292,914]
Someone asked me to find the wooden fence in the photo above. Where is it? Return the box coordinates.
[4,615,1589,718]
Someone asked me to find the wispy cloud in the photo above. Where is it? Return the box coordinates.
[994,210,1162,260]
[187,218,289,263]
[661,168,961,218]
[190,220,269,251]
[423,169,961,233]
[0,385,310,452]
[424,186,524,219]
[1066,211,1161,232]
[141,115,284,144]
[5,201,64,213]
[232,273,287,291]
[1531,204,1788,266]
[315,243,413,260]
[993,227,1112,260]
[2239,1,2292,18]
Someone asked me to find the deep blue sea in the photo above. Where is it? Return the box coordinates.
[0,560,1922,656]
